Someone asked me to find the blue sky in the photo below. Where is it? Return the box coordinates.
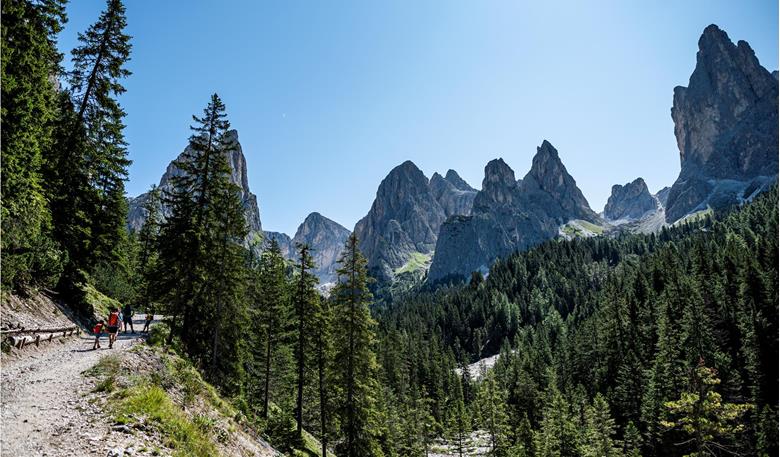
[58,1,778,235]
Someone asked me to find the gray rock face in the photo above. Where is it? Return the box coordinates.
[263,231,295,259]
[429,170,477,217]
[290,212,350,284]
[654,187,671,207]
[127,130,263,241]
[354,161,475,281]
[666,25,778,222]
[603,178,658,221]
[429,141,599,282]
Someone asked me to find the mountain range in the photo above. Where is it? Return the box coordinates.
[127,24,777,286]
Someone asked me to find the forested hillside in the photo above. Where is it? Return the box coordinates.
[374,188,778,456]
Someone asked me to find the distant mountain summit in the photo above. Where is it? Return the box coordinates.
[127,130,263,242]
[429,170,477,217]
[354,161,476,281]
[603,178,658,222]
[429,141,599,281]
[290,212,350,284]
[665,24,778,222]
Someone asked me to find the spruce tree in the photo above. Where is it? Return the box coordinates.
[136,185,161,312]
[332,234,383,457]
[152,93,248,394]
[1,0,67,291]
[248,239,292,418]
[46,0,132,289]
[292,242,318,438]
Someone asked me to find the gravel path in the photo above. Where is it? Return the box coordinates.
[1,316,152,457]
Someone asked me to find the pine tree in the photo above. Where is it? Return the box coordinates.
[1,0,67,291]
[314,295,336,457]
[332,234,383,457]
[293,242,319,439]
[477,371,510,456]
[46,0,132,289]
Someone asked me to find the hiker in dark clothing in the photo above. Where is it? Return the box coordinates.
[122,304,134,333]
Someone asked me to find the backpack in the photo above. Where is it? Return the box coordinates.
[108,313,119,326]
[93,323,104,334]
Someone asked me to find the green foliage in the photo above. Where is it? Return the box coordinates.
[1,0,67,292]
[117,385,219,457]
[44,0,133,294]
[332,234,384,457]
[661,360,753,456]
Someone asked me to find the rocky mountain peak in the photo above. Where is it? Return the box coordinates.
[666,24,778,222]
[603,178,658,221]
[520,141,595,221]
[354,160,447,280]
[525,141,571,194]
[127,129,262,238]
[293,212,350,284]
[444,169,474,192]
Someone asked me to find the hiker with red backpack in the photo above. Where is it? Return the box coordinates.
[107,308,121,348]
[92,320,105,350]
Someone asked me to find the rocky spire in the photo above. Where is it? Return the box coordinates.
[353,160,446,280]
[127,129,262,237]
[666,24,778,222]
[292,212,350,284]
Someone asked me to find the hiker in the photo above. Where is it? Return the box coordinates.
[107,308,121,348]
[141,309,154,334]
[122,303,134,333]
[92,320,105,350]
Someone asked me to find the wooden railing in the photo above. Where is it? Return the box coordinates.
[1,324,81,349]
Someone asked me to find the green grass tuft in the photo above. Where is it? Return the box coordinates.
[116,385,219,457]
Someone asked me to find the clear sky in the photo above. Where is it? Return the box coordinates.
[58,1,778,235]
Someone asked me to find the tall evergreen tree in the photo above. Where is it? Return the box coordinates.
[152,93,248,394]
[45,0,132,291]
[332,234,383,457]
[1,0,67,291]
[292,242,319,438]
[136,185,161,311]
[248,239,292,418]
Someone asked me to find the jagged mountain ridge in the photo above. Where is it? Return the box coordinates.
[428,140,600,282]
[353,162,476,280]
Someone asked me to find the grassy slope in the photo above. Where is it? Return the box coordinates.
[394,251,432,275]
[87,327,333,457]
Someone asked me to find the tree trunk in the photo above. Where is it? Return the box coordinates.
[263,328,272,418]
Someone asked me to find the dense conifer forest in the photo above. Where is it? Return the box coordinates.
[374,188,778,456]
[1,1,777,456]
